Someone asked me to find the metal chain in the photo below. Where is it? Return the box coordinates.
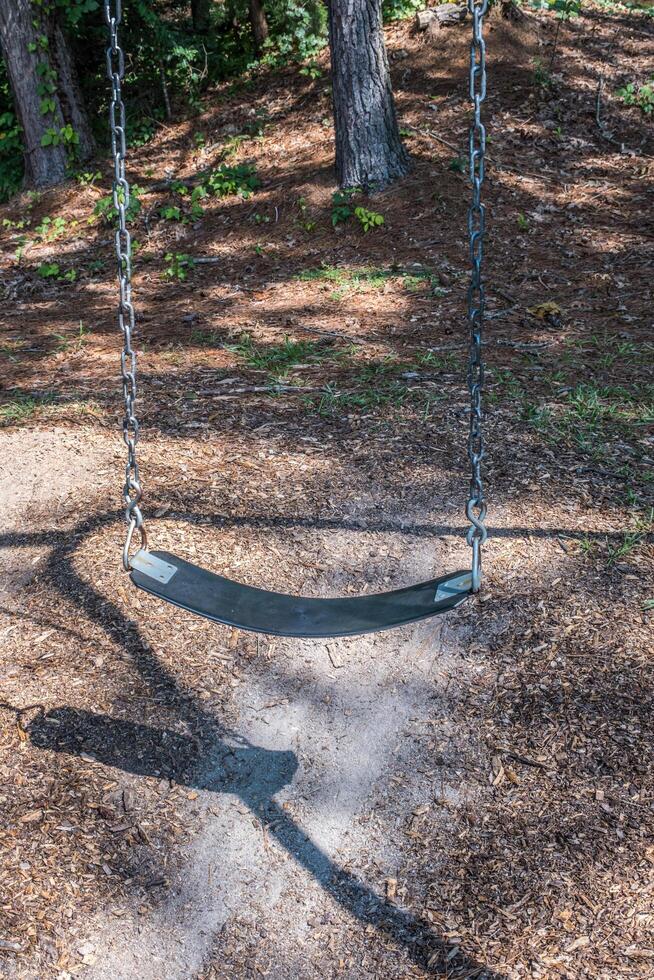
[103,0,147,570]
[466,0,489,592]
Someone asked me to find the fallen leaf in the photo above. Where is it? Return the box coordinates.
[20,809,43,824]
[567,936,590,953]
[527,301,562,326]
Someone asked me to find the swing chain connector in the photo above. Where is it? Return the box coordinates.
[466,0,488,593]
[104,0,148,570]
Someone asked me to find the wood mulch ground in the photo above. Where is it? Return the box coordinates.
[1,2,653,977]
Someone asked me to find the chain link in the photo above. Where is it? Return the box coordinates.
[466,0,489,592]
[104,0,147,569]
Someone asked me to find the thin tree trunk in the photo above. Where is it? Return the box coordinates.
[327,0,410,191]
[0,0,93,190]
[191,0,211,33]
[248,0,269,55]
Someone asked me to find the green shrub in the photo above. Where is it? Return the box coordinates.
[331,188,358,226]
[94,185,143,226]
[617,79,654,115]
[164,252,195,281]
[382,0,422,21]
[205,162,260,198]
[354,206,384,233]
[0,62,23,203]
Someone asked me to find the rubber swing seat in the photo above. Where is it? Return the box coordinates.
[129,550,472,639]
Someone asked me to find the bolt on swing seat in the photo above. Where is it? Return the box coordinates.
[103,0,490,639]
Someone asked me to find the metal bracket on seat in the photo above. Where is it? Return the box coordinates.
[434,572,472,603]
[130,549,178,585]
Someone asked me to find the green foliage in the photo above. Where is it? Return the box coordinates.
[605,509,654,566]
[40,123,79,149]
[0,0,332,205]
[76,170,102,187]
[299,60,322,80]
[160,204,183,222]
[262,0,328,62]
[311,361,411,417]
[296,196,315,232]
[617,79,654,115]
[37,262,60,279]
[37,261,77,283]
[382,0,423,21]
[94,185,143,226]
[331,187,358,226]
[532,0,582,18]
[1,217,28,231]
[354,206,385,233]
[205,163,260,198]
[127,116,160,148]
[533,59,554,90]
[0,62,23,203]
[35,215,67,240]
[163,252,195,281]
[330,190,385,233]
[53,320,88,351]
[54,0,100,29]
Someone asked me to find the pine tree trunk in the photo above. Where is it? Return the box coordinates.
[327,0,410,191]
[191,0,211,33]
[52,23,95,162]
[0,0,94,190]
[248,0,269,55]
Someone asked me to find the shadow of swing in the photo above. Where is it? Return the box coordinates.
[26,707,502,978]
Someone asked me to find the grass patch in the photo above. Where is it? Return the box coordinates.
[523,382,653,456]
[0,392,56,424]
[414,350,462,372]
[605,509,654,566]
[297,264,443,299]
[227,334,346,374]
[308,357,412,417]
[191,329,222,347]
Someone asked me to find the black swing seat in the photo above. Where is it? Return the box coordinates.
[129,550,473,639]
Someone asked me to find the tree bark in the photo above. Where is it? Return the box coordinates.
[51,23,95,162]
[327,0,410,191]
[248,0,269,55]
[0,0,93,190]
[191,0,212,33]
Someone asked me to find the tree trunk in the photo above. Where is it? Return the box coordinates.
[51,23,95,162]
[327,0,410,191]
[248,0,269,55]
[0,0,93,190]
[191,0,211,33]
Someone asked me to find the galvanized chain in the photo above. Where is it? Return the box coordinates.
[103,0,147,570]
[466,0,489,592]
